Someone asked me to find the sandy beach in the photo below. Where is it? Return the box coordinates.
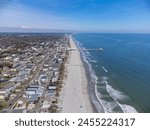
[61,35,94,113]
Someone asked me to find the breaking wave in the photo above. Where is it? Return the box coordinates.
[73,36,138,113]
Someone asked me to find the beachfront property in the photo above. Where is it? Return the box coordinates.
[40,100,51,113]
[51,76,58,84]
[48,86,56,91]
[47,86,56,97]
[0,34,69,113]
[56,58,63,63]
[42,100,50,108]
[52,63,61,71]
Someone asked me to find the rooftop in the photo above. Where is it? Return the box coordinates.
[13,64,22,69]
[28,94,39,103]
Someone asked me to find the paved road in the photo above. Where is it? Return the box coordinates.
[35,48,57,112]
[7,47,57,112]
[5,37,66,112]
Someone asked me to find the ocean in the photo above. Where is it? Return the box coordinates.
[73,33,150,113]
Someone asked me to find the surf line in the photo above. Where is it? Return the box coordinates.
[102,66,108,73]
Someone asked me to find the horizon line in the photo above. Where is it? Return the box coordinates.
[0,26,150,34]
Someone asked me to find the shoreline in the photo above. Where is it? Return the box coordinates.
[61,35,94,113]
[73,37,105,113]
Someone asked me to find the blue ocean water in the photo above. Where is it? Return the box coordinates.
[74,33,150,113]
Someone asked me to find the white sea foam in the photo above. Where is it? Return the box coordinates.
[94,76,106,112]
[106,82,129,100]
[85,51,90,55]
[102,66,108,73]
[89,59,97,63]
[105,81,138,113]
[100,99,120,113]
[119,104,138,113]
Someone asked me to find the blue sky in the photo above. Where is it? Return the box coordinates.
[0,0,150,32]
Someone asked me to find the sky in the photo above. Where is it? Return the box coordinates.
[0,0,150,32]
